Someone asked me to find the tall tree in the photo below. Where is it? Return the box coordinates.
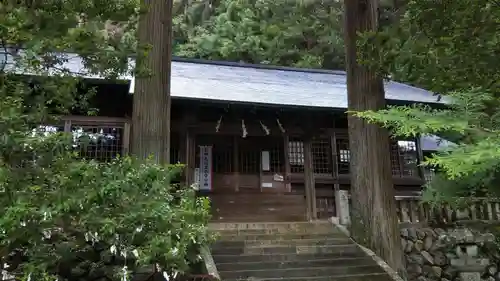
[355,0,500,204]
[132,0,174,163]
[1,2,212,281]
[343,0,406,277]
[176,0,344,69]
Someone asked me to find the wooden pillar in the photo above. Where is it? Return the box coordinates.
[179,131,187,164]
[181,111,197,186]
[330,132,339,189]
[331,131,349,222]
[303,136,317,221]
[283,135,291,192]
[122,121,131,156]
[233,136,239,192]
[185,129,194,185]
[415,135,425,179]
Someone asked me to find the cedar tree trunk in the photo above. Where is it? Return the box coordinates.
[131,0,173,164]
[343,0,407,277]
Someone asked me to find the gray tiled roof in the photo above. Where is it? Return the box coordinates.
[165,60,442,108]
[420,135,455,151]
[3,51,450,151]
[3,51,442,109]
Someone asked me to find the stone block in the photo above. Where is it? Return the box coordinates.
[421,251,435,265]
[459,272,481,281]
[406,240,415,253]
[408,228,418,241]
[424,236,434,251]
[415,240,424,252]
[433,251,447,266]
[334,190,350,225]
[466,245,479,257]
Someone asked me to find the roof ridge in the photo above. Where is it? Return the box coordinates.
[172,56,347,76]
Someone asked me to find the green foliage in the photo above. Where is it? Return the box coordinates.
[359,0,500,93]
[355,0,500,204]
[175,0,345,69]
[2,0,138,78]
[1,1,213,281]
[0,153,212,281]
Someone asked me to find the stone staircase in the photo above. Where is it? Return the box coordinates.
[209,221,394,281]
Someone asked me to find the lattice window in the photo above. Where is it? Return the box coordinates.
[239,138,259,174]
[263,137,283,173]
[312,138,332,175]
[390,141,401,175]
[72,125,124,162]
[288,140,304,173]
[214,138,233,173]
[398,140,418,176]
[391,140,418,176]
[33,125,65,137]
[336,138,350,174]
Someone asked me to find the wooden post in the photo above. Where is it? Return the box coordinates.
[415,135,425,180]
[178,130,187,185]
[330,132,339,187]
[331,131,347,221]
[283,135,291,192]
[233,136,239,192]
[122,121,131,156]
[303,136,317,220]
[185,129,193,186]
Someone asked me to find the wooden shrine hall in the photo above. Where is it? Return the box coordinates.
[12,54,445,222]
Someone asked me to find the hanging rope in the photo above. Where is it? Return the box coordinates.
[241,119,248,138]
[215,115,222,132]
[260,121,270,135]
[276,118,285,133]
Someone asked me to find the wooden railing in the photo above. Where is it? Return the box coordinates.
[395,195,500,225]
[329,191,500,226]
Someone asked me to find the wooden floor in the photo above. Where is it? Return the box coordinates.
[209,191,307,222]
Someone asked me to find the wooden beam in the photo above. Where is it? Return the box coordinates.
[123,122,131,156]
[185,129,195,186]
[233,136,239,192]
[283,134,291,192]
[415,135,425,180]
[175,122,304,136]
[303,136,317,220]
[61,115,130,126]
[330,132,340,191]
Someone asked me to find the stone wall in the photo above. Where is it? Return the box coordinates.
[401,227,497,281]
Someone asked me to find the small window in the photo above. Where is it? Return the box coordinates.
[72,125,124,162]
[312,138,332,175]
[289,141,304,166]
[289,140,304,173]
[336,138,350,174]
[392,140,418,176]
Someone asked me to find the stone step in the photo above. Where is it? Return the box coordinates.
[213,251,366,264]
[222,273,392,281]
[209,221,333,232]
[216,256,375,272]
[215,232,346,241]
[213,237,353,249]
[211,225,340,236]
[219,264,385,279]
[211,244,359,255]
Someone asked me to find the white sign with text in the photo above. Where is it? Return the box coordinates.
[199,146,213,191]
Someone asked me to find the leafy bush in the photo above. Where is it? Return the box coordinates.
[0,138,212,281]
[0,65,211,281]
